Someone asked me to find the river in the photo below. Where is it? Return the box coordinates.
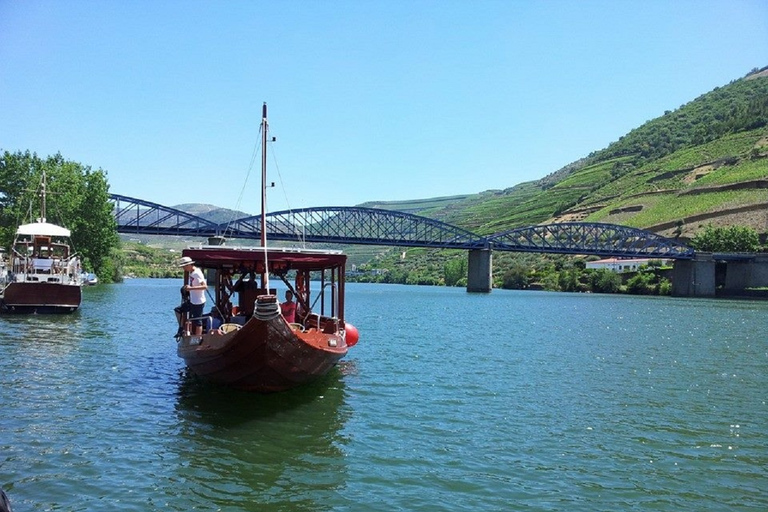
[1,280,766,511]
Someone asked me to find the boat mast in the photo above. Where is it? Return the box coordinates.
[260,102,270,291]
[40,170,47,223]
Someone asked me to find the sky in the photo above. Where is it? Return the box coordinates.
[1,0,767,215]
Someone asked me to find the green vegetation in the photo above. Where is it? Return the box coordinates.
[121,242,182,278]
[347,248,464,286]
[588,189,766,228]
[689,225,761,253]
[0,151,120,282]
[349,248,673,295]
[359,195,471,215]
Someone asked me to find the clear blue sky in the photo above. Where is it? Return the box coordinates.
[1,0,766,215]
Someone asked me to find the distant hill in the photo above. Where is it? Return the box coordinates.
[358,195,472,215]
[117,203,252,249]
[172,203,252,225]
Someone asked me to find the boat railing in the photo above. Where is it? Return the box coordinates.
[179,315,224,337]
[11,255,81,283]
[309,282,339,316]
[303,282,341,333]
[188,315,216,332]
[304,312,341,335]
[305,312,321,330]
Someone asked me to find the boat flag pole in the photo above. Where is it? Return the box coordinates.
[260,102,270,292]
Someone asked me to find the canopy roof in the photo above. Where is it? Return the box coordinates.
[182,246,346,271]
[16,221,71,237]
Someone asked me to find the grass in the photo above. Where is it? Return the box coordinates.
[587,189,768,228]
[650,129,767,172]
[586,128,768,201]
[553,160,616,189]
[693,157,768,186]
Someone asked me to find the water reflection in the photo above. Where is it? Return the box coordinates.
[0,283,128,345]
[171,369,350,511]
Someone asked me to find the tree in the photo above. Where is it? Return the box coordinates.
[589,269,622,293]
[70,168,120,280]
[626,272,657,295]
[501,263,529,289]
[558,268,582,292]
[690,224,761,253]
[0,151,120,281]
[443,257,467,287]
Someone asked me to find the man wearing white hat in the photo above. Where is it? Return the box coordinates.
[177,256,206,335]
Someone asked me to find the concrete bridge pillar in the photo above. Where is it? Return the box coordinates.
[467,249,493,293]
[671,254,716,297]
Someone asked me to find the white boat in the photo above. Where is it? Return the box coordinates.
[0,172,83,314]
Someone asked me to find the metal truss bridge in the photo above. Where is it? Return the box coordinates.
[110,194,694,260]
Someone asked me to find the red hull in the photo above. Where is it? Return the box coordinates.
[1,282,81,314]
[177,315,348,392]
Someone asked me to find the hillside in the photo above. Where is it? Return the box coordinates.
[173,203,252,225]
[379,67,768,241]
[358,195,471,215]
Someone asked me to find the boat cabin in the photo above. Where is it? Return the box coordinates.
[180,245,347,333]
[10,222,80,285]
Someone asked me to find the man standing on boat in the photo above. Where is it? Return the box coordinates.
[178,256,206,335]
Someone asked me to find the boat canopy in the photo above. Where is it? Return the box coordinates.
[16,221,71,237]
[182,246,347,271]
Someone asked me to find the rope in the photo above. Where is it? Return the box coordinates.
[269,141,307,247]
[205,289,225,321]
[221,121,262,239]
[253,295,280,321]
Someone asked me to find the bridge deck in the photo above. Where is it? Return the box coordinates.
[110,194,694,259]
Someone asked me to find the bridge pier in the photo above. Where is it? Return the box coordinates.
[672,252,768,297]
[672,255,716,297]
[467,249,493,293]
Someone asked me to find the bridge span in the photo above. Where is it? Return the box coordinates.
[110,193,694,292]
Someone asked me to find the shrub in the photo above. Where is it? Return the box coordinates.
[690,224,761,252]
[589,269,622,293]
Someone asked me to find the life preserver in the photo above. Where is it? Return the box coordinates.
[218,323,242,334]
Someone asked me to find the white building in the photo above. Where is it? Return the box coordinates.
[586,258,670,273]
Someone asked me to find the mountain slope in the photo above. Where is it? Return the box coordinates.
[385,67,768,240]
[173,203,251,225]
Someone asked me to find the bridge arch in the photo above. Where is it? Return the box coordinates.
[487,222,694,259]
[218,206,489,249]
[109,196,489,248]
[110,195,696,292]
[110,195,694,259]
[110,194,220,236]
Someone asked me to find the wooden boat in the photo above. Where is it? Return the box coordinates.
[174,104,359,392]
[1,173,83,314]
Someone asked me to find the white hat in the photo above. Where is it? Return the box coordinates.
[178,256,195,267]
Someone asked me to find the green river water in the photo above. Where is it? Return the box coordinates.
[1,279,766,511]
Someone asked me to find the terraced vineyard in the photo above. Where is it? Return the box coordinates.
[388,68,768,242]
